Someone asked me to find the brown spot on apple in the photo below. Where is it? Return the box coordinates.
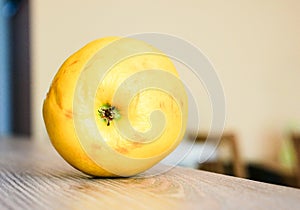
[132,141,143,148]
[64,110,73,119]
[115,146,128,154]
[68,60,78,67]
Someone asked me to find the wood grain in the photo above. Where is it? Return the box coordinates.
[0,137,300,210]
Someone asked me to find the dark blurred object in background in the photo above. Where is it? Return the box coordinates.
[0,0,30,136]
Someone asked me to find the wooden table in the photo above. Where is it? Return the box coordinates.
[0,137,300,210]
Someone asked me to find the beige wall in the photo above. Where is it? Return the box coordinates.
[31,0,300,162]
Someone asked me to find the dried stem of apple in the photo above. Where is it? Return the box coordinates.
[98,104,121,126]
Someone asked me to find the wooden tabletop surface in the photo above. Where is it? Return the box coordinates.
[0,137,300,210]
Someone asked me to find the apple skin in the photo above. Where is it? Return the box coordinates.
[43,37,188,177]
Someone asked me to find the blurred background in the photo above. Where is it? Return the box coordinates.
[1,0,300,187]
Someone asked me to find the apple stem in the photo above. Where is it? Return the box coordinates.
[98,104,120,126]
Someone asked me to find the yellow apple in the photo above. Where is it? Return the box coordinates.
[43,37,188,177]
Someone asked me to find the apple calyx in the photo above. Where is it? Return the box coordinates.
[98,104,120,126]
